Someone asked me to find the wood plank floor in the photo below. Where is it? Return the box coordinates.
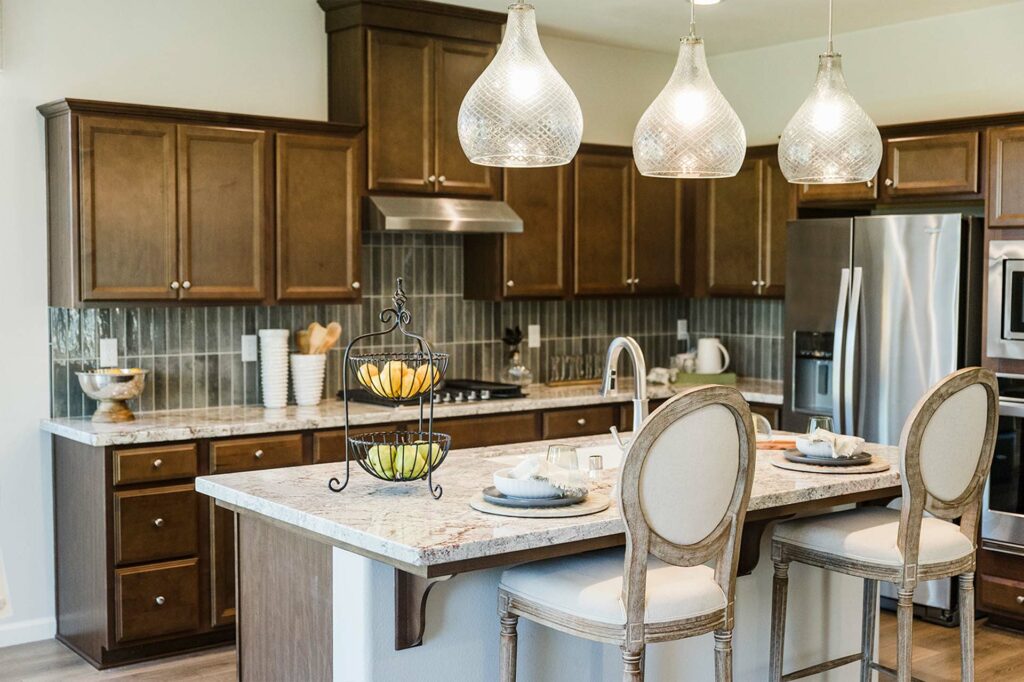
[1,614,1022,680]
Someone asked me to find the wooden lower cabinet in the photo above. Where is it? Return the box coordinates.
[114,559,200,643]
[979,544,1024,630]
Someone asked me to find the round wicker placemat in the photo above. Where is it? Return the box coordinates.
[769,453,891,475]
[469,491,611,518]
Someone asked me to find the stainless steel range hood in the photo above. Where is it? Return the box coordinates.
[366,196,523,234]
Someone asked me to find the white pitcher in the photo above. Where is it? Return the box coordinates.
[696,338,730,374]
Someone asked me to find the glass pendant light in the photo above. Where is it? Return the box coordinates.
[778,0,881,184]
[633,0,745,178]
[458,3,583,167]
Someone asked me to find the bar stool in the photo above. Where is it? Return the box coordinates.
[496,385,756,681]
[769,367,998,682]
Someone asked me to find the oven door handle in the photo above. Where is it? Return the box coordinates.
[999,399,1024,418]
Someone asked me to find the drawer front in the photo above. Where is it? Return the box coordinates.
[543,405,618,439]
[433,412,540,449]
[313,426,391,463]
[113,443,197,486]
[980,574,1024,618]
[114,485,198,565]
[210,433,303,473]
[115,558,199,643]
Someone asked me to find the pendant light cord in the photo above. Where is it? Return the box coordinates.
[688,0,696,38]
[826,0,834,54]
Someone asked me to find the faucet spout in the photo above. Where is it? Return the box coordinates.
[600,336,648,434]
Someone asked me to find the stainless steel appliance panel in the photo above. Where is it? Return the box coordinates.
[982,385,1024,547]
[783,219,853,433]
[850,214,963,445]
[988,241,1024,359]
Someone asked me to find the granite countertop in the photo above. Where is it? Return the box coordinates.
[40,378,782,447]
[196,433,899,571]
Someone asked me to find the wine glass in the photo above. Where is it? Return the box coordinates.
[806,415,835,434]
[546,444,579,471]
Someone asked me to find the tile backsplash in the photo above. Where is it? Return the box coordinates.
[49,233,783,418]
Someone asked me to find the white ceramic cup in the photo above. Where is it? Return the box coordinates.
[291,354,327,407]
[696,338,730,374]
[259,329,290,408]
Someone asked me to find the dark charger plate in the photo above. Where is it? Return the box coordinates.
[783,449,873,467]
[482,486,587,508]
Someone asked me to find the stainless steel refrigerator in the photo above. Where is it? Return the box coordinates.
[783,213,983,623]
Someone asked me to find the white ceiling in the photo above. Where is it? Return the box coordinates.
[453,0,1021,55]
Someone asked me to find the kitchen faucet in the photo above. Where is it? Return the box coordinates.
[600,336,648,444]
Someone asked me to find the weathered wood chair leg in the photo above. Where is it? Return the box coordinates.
[714,628,733,682]
[896,587,915,682]
[622,646,644,682]
[860,579,878,682]
[959,572,975,682]
[769,560,789,682]
[498,595,519,682]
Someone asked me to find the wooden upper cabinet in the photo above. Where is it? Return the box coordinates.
[988,125,1024,227]
[797,178,878,205]
[502,165,570,297]
[177,125,267,301]
[78,116,178,301]
[632,173,684,295]
[367,29,434,193]
[761,156,793,297]
[434,38,498,197]
[704,158,762,297]
[882,131,980,199]
[574,152,633,296]
[276,132,362,301]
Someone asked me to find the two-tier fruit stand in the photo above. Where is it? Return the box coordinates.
[328,278,451,499]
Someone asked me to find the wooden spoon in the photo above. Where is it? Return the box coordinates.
[315,322,342,354]
[307,323,327,355]
[295,330,311,355]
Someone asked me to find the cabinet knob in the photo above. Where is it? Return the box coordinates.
[428,175,437,183]
[577,417,587,426]
[884,178,894,187]
[633,278,639,285]
[182,280,192,290]
[866,180,874,188]
[152,458,163,469]
[438,175,447,184]
[760,280,767,286]
[154,595,166,606]
[254,449,264,460]
[153,518,165,528]
[752,280,759,287]
[1017,595,1024,605]
[626,277,635,285]
[352,281,361,290]
[170,281,180,290]
[506,280,515,287]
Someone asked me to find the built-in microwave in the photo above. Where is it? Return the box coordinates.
[987,241,1024,359]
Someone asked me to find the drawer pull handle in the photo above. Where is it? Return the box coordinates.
[152,458,163,469]
[254,449,264,460]
[153,518,165,528]
[1017,595,1024,605]
[154,595,166,606]
[576,418,587,426]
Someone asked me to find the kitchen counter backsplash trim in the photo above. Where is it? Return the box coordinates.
[49,233,783,418]
[41,379,782,447]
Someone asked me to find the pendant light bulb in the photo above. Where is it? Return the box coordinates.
[633,2,745,178]
[458,3,583,167]
[778,0,881,184]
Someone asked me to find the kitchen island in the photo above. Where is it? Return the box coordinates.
[197,432,901,681]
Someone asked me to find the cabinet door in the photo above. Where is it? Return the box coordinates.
[761,156,795,297]
[632,173,684,295]
[797,178,877,205]
[882,132,980,199]
[276,132,362,301]
[367,29,434,193]
[209,504,235,627]
[988,125,1024,227]
[574,153,633,296]
[177,125,267,301]
[704,158,762,297]
[502,166,571,298]
[434,38,498,197]
[78,116,178,300]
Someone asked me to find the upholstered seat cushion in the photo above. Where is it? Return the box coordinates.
[773,507,973,566]
[499,547,726,626]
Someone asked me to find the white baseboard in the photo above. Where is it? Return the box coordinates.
[0,616,56,648]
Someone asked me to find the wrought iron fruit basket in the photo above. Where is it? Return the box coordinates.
[328,278,451,499]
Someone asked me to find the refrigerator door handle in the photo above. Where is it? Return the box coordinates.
[844,267,864,436]
[832,268,851,433]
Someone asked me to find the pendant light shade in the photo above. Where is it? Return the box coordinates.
[458,3,583,167]
[777,2,881,183]
[633,33,746,178]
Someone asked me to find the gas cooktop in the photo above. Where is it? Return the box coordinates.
[340,378,525,408]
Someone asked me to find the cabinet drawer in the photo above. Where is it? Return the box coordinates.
[313,426,390,463]
[980,574,1024,618]
[115,558,199,643]
[543,406,618,439]
[114,485,198,565]
[432,413,540,450]
[210,434,303,473]
[113,443,197,486]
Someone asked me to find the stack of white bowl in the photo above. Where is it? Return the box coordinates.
[258,329,290,409]
[291,353,327,407]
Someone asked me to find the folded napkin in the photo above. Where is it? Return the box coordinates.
[509,455,590,497]
[805,428,864,458]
